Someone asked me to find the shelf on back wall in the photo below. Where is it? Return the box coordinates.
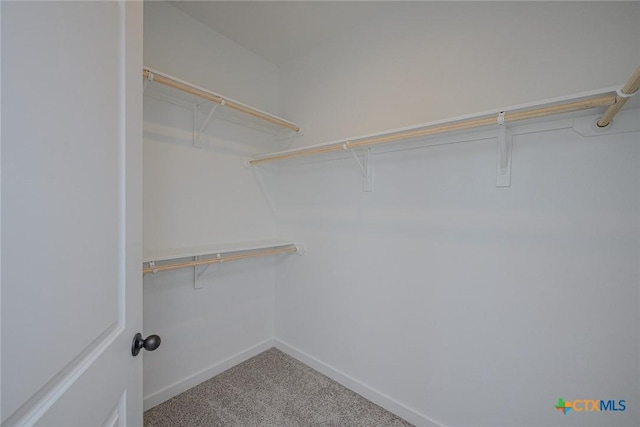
[245,64,640,191]
[249,65,640,167]
[143,239,305,279]
[143,66,302,140]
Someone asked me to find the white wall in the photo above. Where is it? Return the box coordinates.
[142,2,282,408]
[144,1,279,114]
[275,2,640,427]
[279,2,640,147]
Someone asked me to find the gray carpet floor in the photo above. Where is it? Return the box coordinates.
[144,348,413,427]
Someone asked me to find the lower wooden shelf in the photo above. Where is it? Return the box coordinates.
[143,239,304,275]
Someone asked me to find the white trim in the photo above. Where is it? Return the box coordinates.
[101,390,126,427]
[274,339,446,427]
[4,324,125,427]
[143,339,274,411]
[0,1,4,423]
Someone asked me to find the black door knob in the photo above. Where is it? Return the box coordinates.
[131,332,161,356]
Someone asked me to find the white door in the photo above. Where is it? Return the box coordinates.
[1,1,144,426]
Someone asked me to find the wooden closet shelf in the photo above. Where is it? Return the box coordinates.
[143,240,304,275]
[143,67,301,134]
[250,65,640,166]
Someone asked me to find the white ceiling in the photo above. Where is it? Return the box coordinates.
[168,1,399,65]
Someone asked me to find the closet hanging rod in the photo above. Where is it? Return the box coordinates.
[143,245,298,275]
[597,65,640,128]
[249,94,615,165]
[250,65,639,166]
[143,67,301,133]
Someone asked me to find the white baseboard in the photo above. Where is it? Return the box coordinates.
[143,338,275,411]
[274,339,445,427]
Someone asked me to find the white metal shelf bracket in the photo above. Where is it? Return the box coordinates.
[193,101,223,147]
[143,71,154,92]
[343,143,374,192]
[193,253,222,289]
[193,254,224,289]
[496,112,512,188]
[194,256,204,289]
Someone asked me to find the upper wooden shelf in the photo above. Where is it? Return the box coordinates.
[143,66,301,135]
[249,65,640,166]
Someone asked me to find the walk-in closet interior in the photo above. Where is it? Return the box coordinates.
[140,2,640,426]
[2,1,639,426]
